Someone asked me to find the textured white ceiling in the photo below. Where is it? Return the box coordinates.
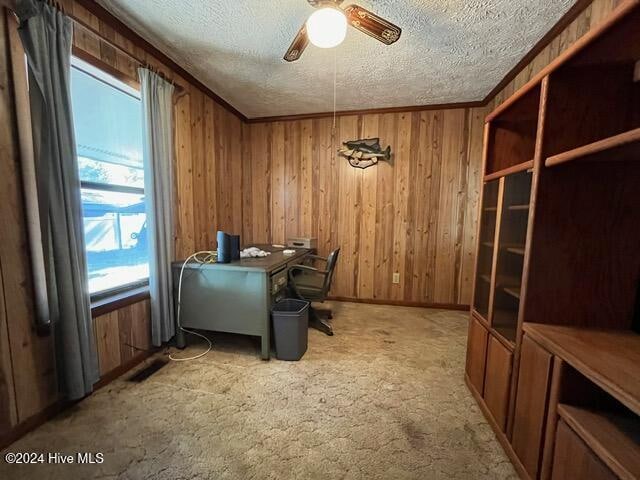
[97,0,577,119]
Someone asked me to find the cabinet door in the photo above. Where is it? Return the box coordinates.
[551,420,616,480]
[483,336,513,431]
[466,315,489,394]
[512,335,553,479]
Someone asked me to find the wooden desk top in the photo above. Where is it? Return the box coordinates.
[173,245,310,273]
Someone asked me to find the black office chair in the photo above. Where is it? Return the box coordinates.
[288,248,340,336]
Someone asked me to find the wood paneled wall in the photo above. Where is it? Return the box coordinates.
[93,300,151,377]
[174,87,243,258]
[242,109,489,306]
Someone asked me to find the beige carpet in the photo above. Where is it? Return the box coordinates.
[1,302,516,479]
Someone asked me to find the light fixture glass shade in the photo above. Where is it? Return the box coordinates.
[306,7,347,48]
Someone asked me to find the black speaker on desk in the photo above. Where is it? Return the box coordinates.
[231,235,240,261]
[217,231,231,263]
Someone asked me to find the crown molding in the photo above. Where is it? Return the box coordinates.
[246,101,485,123]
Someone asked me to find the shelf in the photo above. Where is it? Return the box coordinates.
[481,242,494,248]
[479,274,491,283]
[507,204,529,211]
[546,128,640,167]
[484,160,534,182]
[503,287,521,300]
[523,324,640,416]
[484,207,498,212]
[495,275,521,288]
[557,404,640,480]
[505,246,525,256]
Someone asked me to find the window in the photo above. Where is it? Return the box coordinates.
[70,57,148,297]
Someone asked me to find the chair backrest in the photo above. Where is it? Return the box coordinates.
[322,248,340,295]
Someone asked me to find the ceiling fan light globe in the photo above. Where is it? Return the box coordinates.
[306,7,347,48]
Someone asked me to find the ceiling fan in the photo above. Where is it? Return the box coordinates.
[284,0,402,62]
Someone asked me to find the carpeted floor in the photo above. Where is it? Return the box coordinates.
[1,302,516,479]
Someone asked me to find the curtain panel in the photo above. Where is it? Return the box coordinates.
[138,68,176,346]
[16,0,98,399]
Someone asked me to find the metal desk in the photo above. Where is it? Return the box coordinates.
[172,246,309,359]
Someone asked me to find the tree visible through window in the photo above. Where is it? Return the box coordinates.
[70,57,149,296]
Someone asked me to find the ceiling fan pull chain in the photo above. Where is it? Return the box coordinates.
[332,47,337,159]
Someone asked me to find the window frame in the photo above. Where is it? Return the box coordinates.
[71,56,150,301]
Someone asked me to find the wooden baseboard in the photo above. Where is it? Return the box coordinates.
[0,349,155,450]
[465,374,530,480]
[328,296,469,311]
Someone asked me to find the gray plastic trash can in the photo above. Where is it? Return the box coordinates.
[272,299,309,360]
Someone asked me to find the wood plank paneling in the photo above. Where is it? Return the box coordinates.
[118,300,151,365]
[243,109,483,305]
[93,311,121,376]
[94,299,151,377]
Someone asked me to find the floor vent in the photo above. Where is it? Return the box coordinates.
[127,359,167,382]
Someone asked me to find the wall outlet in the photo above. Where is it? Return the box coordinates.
[392,272,400,284]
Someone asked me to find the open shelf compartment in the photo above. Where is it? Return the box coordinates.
[486,84,541,177]
[553,359,640,480]
[543,7,640,167]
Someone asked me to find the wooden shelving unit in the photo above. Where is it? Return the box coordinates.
[465,3,640,479]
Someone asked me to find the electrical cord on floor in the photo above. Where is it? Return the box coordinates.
[169,251,217,362]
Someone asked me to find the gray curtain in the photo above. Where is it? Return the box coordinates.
[16,0,98,399]
[138,68,176,346]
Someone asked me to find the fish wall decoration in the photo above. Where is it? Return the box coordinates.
[338,138,391,169]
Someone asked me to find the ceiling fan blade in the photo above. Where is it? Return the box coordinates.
[343,4,401,45]
[308,0,344,7]
[284,24,309,62]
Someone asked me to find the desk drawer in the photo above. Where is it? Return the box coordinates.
[271,268,288,295]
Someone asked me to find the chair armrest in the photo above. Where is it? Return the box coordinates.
[306,254,327,263]
[288,264,327,276]
[288,264,326,299]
